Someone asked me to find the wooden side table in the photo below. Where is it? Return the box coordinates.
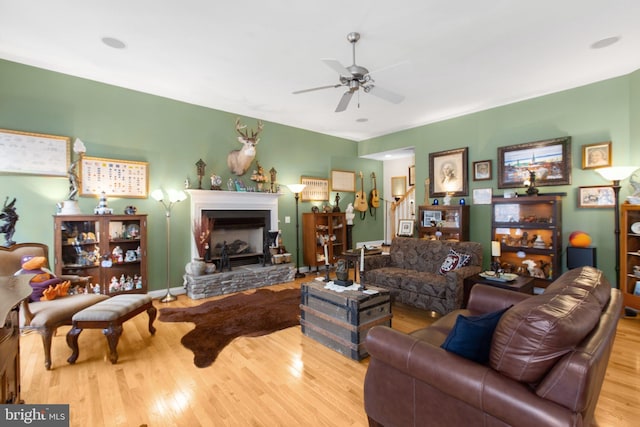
[463,273,534,308]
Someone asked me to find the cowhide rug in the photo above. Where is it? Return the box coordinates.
[159,288,300,368]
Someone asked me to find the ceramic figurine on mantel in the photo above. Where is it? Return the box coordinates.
[196,158,206,189]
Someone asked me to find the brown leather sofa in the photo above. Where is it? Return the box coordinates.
[364,266,621,427]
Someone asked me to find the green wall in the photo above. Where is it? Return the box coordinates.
[0,59,383,291]
[3,57,639,289]
[361,72,640,285]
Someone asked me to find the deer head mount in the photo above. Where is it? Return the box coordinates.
[227,118,264,176]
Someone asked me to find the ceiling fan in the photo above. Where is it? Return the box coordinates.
[293,32,405,112]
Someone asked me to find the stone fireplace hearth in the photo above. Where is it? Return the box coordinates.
[185,190,290,298]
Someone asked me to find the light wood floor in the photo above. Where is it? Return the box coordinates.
[18,277,640,427]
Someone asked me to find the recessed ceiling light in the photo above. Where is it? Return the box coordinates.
[356,118,368,123]
[384,154,392,158]
[590,36,620,49]
[101,37,126,49]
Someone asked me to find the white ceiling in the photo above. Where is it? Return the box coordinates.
[1,1,640,142]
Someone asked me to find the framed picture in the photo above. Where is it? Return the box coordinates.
[408,165,415,186]
[397,219,415,237]
[421,210,442,227]
[582,141,612,169]
[429,147,469,197]
[79,156,149,198]
[330,169,355,192]
[578,185,615,208]
[497,136,571,189]
[472,160,492,181]
[472,188,493,205]
[300,176,329,201]
[0,128,70,176]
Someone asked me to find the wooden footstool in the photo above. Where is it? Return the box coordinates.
[66,294,156,364]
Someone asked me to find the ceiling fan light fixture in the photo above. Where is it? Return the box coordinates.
[293,31,405,112]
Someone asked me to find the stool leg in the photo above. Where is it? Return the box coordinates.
[66,325,83,364]
[147,305,157,335]
[103,323,123,364]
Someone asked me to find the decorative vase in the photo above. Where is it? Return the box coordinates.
[204,262,216,275]
[185,259,207,276]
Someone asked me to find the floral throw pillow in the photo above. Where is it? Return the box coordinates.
[439,249,471,275]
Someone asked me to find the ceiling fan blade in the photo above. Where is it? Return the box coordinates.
[322,58,351,76]
[366,60,411,77]
[292,84,341,95]
[335,90,354,112]
[368,85,405,104]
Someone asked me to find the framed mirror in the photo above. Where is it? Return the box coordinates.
[391,176,407,200]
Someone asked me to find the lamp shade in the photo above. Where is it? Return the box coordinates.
[595,166,637,182]
[286,184,306,194]
[151,189,164,201]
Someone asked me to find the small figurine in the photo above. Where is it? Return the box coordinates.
[219,240,231,272]
[345,203,355,225]
[196,158,206,189]
[0,196,19,247]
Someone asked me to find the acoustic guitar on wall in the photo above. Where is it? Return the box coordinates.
[369,172,380,208]
[354,171,368,213]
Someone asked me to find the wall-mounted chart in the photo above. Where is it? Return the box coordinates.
[80,156,149,198]
[0,128,70,176]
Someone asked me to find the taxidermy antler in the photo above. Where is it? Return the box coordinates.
[227,118,264,176]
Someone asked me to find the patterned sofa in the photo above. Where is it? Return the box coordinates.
[363,238,483,315]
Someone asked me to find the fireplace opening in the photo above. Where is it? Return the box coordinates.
[204,210,271,267]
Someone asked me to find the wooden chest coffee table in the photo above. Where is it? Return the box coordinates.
[300,281,392,361]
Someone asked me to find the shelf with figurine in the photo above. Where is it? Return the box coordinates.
[54,214,147,295]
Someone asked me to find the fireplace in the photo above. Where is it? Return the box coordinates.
[204,209,270,266]
[186,190,282,262]
[185,190,294,299]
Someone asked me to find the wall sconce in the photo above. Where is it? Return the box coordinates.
[152,188,187,302]
[595,166,637,288]
[391,176,406,201]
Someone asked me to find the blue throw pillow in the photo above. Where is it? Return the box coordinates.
[441,306,511,364]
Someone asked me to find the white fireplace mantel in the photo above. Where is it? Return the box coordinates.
[186,189,282,259]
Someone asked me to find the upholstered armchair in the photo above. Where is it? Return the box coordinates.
[0,243,108,369]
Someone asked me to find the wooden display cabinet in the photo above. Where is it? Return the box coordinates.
[491,195,563,290]
[417,205,470,241]
[54,214,147,295]
[621,202,640,310]
[302,212,346,270]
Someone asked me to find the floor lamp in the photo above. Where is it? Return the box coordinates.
[151,188,187,302]
[595,166,637,288]
[286,184,306,278]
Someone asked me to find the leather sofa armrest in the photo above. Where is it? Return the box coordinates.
[467,284,531,313]
[365,325,577,426]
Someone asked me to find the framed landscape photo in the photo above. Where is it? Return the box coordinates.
[429,147,468,197]
[397,219,415,237]
[497,136,571,189]
[578,185,615,208]
[582,141,612,169]
[473,160,492,181]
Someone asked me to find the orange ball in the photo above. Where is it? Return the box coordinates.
[569,231,592,247]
